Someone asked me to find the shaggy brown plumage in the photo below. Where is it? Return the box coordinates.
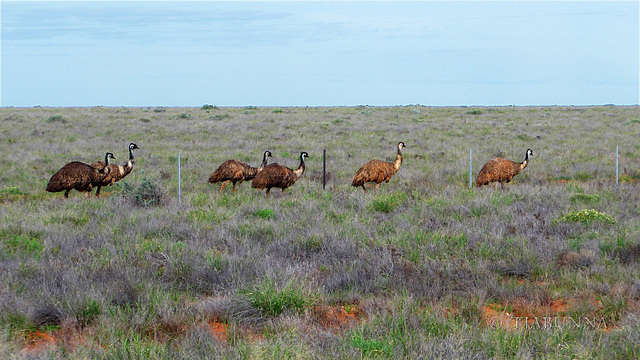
[352,142,406,193]
[209,151,272,193]
[251,152,308,198]
[91,143,140,197]
[46,152,115,198]
[476,149,533,188]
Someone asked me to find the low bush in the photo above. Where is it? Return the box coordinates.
[554,209,616,225]
[121,178,164,207]
[45,115,66,123]
[240,279,316,317]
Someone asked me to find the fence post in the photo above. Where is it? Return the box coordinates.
[469,148,473,189]
[615,146,619,186]
[323,149,326,190]
[178,153,182,203]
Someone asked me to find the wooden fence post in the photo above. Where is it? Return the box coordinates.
[323,149,327,190]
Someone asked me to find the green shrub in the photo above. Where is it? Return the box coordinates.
[370,194,405,213]
[466,109,482,115]
[241,279,316,317]
[201,104,217,110]
[253,209,276,220]
[45,114,66,123]
[121,178,164,207]
[554,209,616,225]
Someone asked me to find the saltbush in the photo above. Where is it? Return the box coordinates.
[121,177,164,207]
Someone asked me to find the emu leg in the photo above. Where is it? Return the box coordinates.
[361,185,368,194]
[219,180,230,194]
[374,183,381,191]
[96,186,102,198]
[282,188,286,196]
[265,188,271,198]
[232,181,238,192]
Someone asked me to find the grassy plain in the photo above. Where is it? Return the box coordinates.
[0,105,639,359]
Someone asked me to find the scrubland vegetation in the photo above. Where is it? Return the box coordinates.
[0,105,639,359]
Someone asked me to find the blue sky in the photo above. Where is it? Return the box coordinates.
[1,1,638,107]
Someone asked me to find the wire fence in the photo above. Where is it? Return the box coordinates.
[41,146,627,198]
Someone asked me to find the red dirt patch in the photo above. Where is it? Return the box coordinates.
[23,331,56,353]
[21,320,90,355]
[311,304,364,332]
[549,299,569,313]
[205,318,264,343]
[482,297,619,332]
[207,319,228,343]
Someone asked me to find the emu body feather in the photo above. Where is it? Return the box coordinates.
[352,142,405,193]
[251,152,307,198]
[46,152,115,198]
[209,151,272,193]
[476,149,533,188]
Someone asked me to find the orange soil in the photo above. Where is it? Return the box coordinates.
[207,319,229,343]
[22,295,633,354]
[23,331,56,353]
[481,297,630,332]
[311,304,364,332]
[21,322,89,356]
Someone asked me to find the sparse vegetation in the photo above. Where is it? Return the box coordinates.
[0,105,639,358]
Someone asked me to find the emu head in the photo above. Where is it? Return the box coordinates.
[526,149,533,158]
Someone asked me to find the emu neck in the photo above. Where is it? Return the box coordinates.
[124,148,135,171]
[394,151,403,171]
[520,152,530,171]
[258,154,268,171]
[520,159,528,172]
[293,158,305,178]
[101,156,111,176]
